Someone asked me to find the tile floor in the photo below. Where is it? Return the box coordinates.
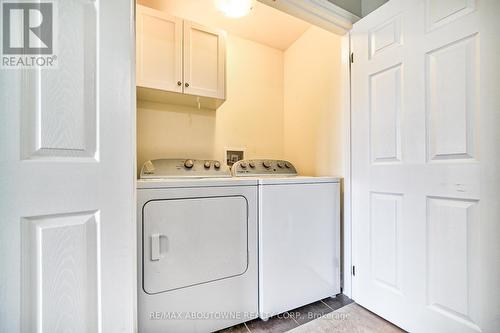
[288,302,404,333]
[216,294,372,333]
[216,294,404,333]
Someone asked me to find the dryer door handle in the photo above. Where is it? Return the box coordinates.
[151,233,165,261]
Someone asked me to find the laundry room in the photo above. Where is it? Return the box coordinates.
[135,1,351,332]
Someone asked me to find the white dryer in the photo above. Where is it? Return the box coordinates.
[232,160,341,319]
[137,159,258,333]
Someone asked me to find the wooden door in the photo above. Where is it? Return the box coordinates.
[0,0,135,331]
[136,5,183,93]
[351,0,500,332]
[183,20,226,99]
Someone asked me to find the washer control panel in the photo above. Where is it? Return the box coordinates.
[140,159,231,179]
[232,159,297,177]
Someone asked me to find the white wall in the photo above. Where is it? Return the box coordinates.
[283,26,344,177]
[327,0,362,17]
[327,0,388,17]
[137,34,284,170]
[214,35,284,161]
[361,0,388,16]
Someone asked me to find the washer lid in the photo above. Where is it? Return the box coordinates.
[259,176,341,185]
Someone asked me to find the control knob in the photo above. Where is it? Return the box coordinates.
[277,162,285,168]
[184,159,194,169]
[263,161,271,169]
[214,161,221,169]
[204,161,211,169]
[240,162,248,169]
[249,162,255,168]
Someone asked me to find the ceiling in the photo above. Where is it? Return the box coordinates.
[137,0,312,50]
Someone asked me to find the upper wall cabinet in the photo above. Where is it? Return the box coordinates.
[136,6,183,93]
[183,21,226,99]
[136,5,226,108]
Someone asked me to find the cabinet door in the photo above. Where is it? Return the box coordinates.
[136,5,182,92]
[183,21,226,99]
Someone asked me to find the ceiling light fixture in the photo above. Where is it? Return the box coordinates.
[215,0,254,18]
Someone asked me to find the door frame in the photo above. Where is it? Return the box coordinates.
[132,1,138,331]
[340,32,353,298]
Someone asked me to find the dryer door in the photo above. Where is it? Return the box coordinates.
[142,196,248,294]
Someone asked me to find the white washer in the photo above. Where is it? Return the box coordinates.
[138,159,258,333]
[232,160,341,319]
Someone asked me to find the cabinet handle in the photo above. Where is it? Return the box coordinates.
[185,83,190,88]
[177,81,182,86]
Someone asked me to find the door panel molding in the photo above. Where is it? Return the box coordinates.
[370,192,403,294]
[425,0,476,32]
[425,33,479,163]
[369,15,402,59]
[21,211,100,333]
[21,0,98,160]
[369,63,403,164]
[426,196,480,331]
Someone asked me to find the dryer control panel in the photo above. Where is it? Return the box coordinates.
[140,159,231,179]
[232,159,298,177]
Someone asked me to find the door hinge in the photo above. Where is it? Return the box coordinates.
[350,52,354,64]
[352,265,356,276]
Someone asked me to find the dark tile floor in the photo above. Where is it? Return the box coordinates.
[216,294,353,333]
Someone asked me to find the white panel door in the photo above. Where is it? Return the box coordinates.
[136,5,183,92]
[0,0,135,332]
[183,20,226,99]
[351,0,500,332]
